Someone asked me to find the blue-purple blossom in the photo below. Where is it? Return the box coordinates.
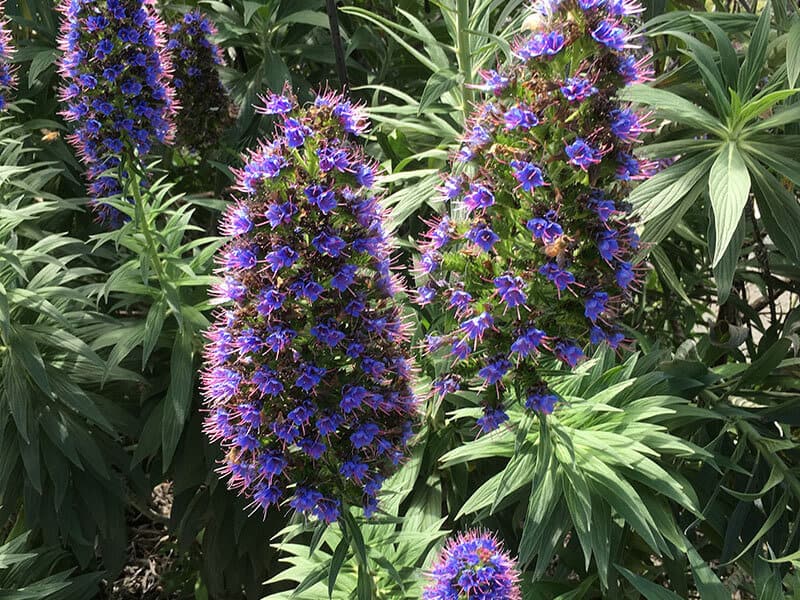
[478,357,512,385]
[494,274,527,308]
[610,107,648,142]
[463,183,495,212]
[584,291,609,322]
[565,138,602,170]
[504,105,539,130]
[476,405,509,433]
[592,19,627,51]
[515,31,566,59]
[560,77,598,102]
[465,223,499,252]
[477,69,510,95]
[510,160,545,191]
[525,387,559,414]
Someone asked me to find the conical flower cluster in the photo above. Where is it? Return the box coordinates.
[167,10,235,152]
[202,87,417,523]
[56,0,177,225]
[422,530,521,600]
[416,0,655,429]
[0,3,15,111]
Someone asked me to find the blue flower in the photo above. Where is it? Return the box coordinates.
[566,138,602,170]
[510,160,545,191]
[476,405,509,433]
[560,77,598,102]
[57,0,176,223]
[304,184,338,214]
[478,358,512,385]
[494,274,527,308]
[465,223,500,252]
[592,19,627,51]
[463,183,495,212]
[515,31,566,59]
[511,327,546,357]
[584,291,608,322]
[504,105,539,130]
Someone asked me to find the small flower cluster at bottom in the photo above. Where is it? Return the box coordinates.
[422,530,521,600]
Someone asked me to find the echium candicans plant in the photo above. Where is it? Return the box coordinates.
[422,530,521,600]
[201,86,418,523]
[416,0,656,430]
[0,2,15,111]
[167,9,235,152]
[56,0,176,225]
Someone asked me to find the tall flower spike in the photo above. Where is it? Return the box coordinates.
[202,86,417,523]
[167,9,236,152]
[417,0,655,428]
[56,0,177,226]
[422,530,522,600]
[0,2,16,111]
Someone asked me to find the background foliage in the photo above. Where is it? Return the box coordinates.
[0,0,798,598]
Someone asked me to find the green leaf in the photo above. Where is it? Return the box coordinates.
[327,536,349,598]
[277,10,330,29]
[708,142,750,266]
[788,18,800,87]
[737,1,772,101]
[629,154,713,222]
[743,138,800,187]
[242,1,263,25]
[518,449,559,563]
[658,30,730,116]
[356,563,375,600]
[737,89,800,128]
[710,214,744,303]
[27,48,58,87]
[650,246,692,304]
[723,491,788,565]
[753,556,784,600]
[693,15,739,90]
[766,547,800,563]
[617,566,684,600]
[162,330,194,469]
[685,540,728,600]
[418,70,461,115]
[142,298,166,367]
[749,161,800,262]
[748,102,800,132]
[18,435,42,494]
[618,85,726,136]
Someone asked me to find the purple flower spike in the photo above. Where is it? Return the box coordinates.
[167,10,235,151]
[57,0,177,225]
[202,86,417,522]
[0,9,16,111]
[416,0,653,426]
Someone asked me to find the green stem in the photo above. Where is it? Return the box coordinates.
[127,159,167,284]
[455,0,473,122]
